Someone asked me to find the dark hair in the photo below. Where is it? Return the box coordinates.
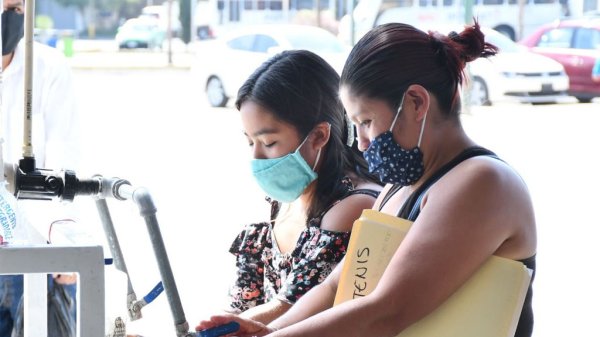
[341,21,498,117]
[236,50,380,220]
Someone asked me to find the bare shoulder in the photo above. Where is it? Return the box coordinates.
[320,191,380,232]
[436,155,530,200]
[423,155,536,258]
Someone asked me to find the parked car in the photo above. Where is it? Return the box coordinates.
[115,17,165,50]
[192,24,351,107]
[140,4,181,38]
[465,27,569,106]
[519,18,600,103]
[194,0,217,40]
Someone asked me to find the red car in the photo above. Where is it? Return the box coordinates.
[520,18,600,103]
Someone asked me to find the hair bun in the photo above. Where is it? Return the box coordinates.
[455,21,498,63]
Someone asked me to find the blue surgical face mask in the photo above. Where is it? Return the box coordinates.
[251,135,321,203]
[363,93,427,186]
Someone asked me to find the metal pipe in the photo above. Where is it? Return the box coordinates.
[130,188,190,337]
[95,198,141,321]
[22,0,34,158]
[92,176,195,336]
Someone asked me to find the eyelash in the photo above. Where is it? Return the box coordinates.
[247,141,276,148]
[359,120,372,127]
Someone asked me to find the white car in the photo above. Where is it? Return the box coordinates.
[466,28,570,106]
[115,17,165,50]
[192,24,351,107]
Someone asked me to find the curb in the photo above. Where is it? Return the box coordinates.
[70,64,191,71]
[66,50,194,71]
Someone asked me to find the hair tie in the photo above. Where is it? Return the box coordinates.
[448,31,460,41]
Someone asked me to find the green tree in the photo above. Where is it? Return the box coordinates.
[179,0,191,44]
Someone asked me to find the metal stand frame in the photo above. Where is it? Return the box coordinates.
[0,245,105,337]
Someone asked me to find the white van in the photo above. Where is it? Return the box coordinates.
[338,0,563,44]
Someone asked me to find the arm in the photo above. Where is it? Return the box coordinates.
[266,159,534,337]
[268,259,342,330]
[195,260,343,336]
[38,44,80,170]
[239,298,291,325]
[226,233,267,315]
[196,192,380,332]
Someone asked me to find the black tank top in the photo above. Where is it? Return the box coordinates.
[378,146,535,337]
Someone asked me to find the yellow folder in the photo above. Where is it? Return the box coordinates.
[334,209,532,337]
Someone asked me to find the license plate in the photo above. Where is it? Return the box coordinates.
[541,83,553,93]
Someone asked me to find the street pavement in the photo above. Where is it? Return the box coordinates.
[64,38,195,70]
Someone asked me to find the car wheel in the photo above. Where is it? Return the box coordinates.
[206,76,229,107]
[575,96,592,103]
[469,77,491,106]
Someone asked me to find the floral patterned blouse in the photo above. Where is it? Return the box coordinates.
[227,178,379,313]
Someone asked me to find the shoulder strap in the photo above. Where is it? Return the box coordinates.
[398,146,498,221]
[377,184,402,211]
[348,188,380,199]
[315,181,379,220]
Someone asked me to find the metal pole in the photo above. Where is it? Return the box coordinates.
[350,0,356,46]
[99,177,194,337]
[95,198,141,321]
[464,0,473,24]
[167,0,173,65]
[518,0,525,40]
[23,0,35,159]
[190,0,195,42]
[128,187,191,336]
[316,0,321,27]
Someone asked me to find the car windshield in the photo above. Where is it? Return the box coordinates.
[284,29,346,53]
[131,24,154,31]
[124,19,157,31]
[485,31,522,53]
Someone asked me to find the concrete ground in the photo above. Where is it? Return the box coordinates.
[64,38,195,70]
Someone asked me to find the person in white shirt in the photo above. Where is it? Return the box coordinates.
[1,1,80,336]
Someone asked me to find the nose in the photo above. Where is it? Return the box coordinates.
[356,130,370,152]
[252,145,266,159]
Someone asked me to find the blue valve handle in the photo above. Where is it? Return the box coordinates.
[143,281,164,304]
[197,321,240,337]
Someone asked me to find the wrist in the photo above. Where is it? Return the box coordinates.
[266,325,279,334]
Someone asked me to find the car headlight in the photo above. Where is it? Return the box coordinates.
[501,72,517,78]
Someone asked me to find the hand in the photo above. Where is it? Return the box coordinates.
[53,273,77,285]
[196,313,275,337]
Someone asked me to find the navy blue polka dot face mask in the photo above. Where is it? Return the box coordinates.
[363,94,427,186]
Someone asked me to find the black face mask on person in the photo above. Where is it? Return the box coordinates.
[2,9,25,56]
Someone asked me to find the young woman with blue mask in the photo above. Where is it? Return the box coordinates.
[197,22,537,337]
[216,50,382,325]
